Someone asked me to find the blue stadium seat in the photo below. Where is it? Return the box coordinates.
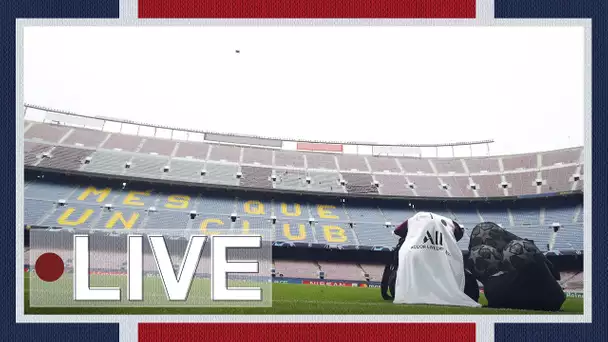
[22,179,582,252]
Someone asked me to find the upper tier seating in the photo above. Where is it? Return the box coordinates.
[23,121,583,199]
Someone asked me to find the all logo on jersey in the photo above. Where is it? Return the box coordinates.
[423,231,443,246]
[411,230,450,256]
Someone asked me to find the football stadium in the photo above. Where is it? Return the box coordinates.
[22,105,584,314]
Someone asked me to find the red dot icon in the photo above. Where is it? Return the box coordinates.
[35,253,65,282]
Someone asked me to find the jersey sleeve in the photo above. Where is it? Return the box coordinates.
[394,219,408,238]
[453,221,464,242]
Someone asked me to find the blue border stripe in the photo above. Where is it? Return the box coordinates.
[495,0,605,341]
[1,1,120,341]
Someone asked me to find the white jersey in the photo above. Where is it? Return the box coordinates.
[393,212,481,307]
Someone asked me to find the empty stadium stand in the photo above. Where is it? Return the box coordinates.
[274,169,308,191]
[306,153,338,170]
[21,116,584,256]
[202,162,240,186]
[367,156,401,173]
[559,272,583,289]
[23,120,584,199]
[273,260,320,279]
[374,174,414,196]
[359,264,385,282]
[242,147,273,166]
[174,141,210,160]
[307,171,345,193]
[21,111,584,296]
[239,166,274,189]
[163,158,205,182]
[23,176,583,251]
[316,261,365,281]
[274,151,305,168]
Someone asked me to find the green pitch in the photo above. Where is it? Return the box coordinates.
[24,273,583,315]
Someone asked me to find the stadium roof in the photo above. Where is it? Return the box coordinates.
[24,103,493,149]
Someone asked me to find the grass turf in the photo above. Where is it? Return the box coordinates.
[24,273,583,315]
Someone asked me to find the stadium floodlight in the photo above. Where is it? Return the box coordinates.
[189,210,197,219]
[104,203,113,211]
[305,176,311,184]
[270,215,277,224]
[339,179,347,186]
[230,212,238,222]
[236,171,243,179]
[42,151,51,159]
[385,221,392,228]
[57,199,67,206]
[373,180,380,187]
[271,174,277,181]
[163,165,170,173]
[84,156,92,164]
[148,207,157,212]
[200,169,206,176]
[308,217,316,224]
[125,161,132,169]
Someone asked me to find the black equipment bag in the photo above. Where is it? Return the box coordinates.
[466,222,565,311]
[381,237,404,300]
[464,269,480,303]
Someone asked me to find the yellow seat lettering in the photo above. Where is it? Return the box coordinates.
[165,195,190,209]
[57,208,94,226]
[105,212,140,229]
[317,204,339,219]
[77,186,111,203]
[123,190,151,206]
[244,200,265,215]
[323,225,347,243]
[281,203,301,217]
[200,218,223,235]
[282,223,306,241]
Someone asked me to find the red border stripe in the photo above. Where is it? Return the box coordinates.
[138,0,476,18]
[139,323,476,342]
